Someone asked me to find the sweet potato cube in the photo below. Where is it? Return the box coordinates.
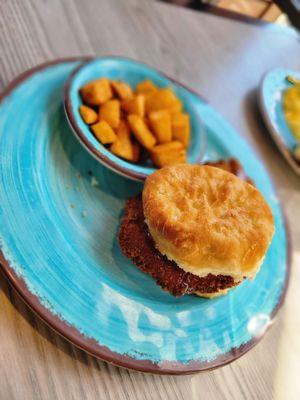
[79,105,98,125]
[148,110,172,143]
[151,149,186,167]
[80,78,112,106]
[122,95,145,118]
[111,80,133,100]
[110,121,136,161]
[99,99,120,129]
[146,88,182,114]
[150,141,186,167]
[127,115,156,149]
[151,141,183,153]
[91,120,117,145]
[171,113,190,147]
[136,80,158,95]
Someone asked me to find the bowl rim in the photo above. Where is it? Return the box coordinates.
[64,55,207,182]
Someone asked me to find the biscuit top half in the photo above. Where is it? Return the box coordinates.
[142,164,275,282]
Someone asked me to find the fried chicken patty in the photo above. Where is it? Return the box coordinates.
[119,196,238,296]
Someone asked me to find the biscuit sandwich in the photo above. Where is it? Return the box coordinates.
[119,162,275,298]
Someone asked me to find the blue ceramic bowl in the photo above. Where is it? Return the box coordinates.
[64,57,206,181]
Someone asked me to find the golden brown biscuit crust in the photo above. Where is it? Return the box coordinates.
[143,164,275,281]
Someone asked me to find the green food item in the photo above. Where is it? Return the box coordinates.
[286,75,300,85]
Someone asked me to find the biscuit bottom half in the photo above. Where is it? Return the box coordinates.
[118,196,240,298]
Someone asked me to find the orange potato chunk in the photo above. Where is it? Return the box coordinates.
[136,80,158,95]
[91,120,117,145]
[148,110,172,143]
[80,78,112,106]
[168,102,183,114]
[171,113,190,147]
[79,105,98,124]
[150,141,186,167]
[127,114,156,149]
[110,121,138,162]
[99,99,120,129]
[146,88,182,114]
[111,80,133,100]
[122,95,145,118]
[151,141,183,153]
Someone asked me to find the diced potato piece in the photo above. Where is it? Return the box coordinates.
[111,80,133,100]
[99,99,120,129]
[80,78,112,106]
[122,95,145,117]
[168,102,183,114]
[150,141,186,167]
[136,80,158,95]
[118,120,131,137]
[79,105,98,124]
[148,110,172,143]
[91,120,117,145]
[146,88,182,114]
[127,114,156,149]
[151,149,186,167]
[151,141,183,153]
[171,113,190,147]
[110,121,137,162]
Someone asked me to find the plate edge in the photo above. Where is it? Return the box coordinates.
[0,57,292,375]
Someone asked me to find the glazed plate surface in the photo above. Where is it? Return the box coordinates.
[0,59,289,374]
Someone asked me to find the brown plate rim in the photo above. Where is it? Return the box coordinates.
[0,58,292,375]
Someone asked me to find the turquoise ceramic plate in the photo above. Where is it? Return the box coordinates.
[0,59,290,374]
[259,68,300,176]
[65,57,206,181]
